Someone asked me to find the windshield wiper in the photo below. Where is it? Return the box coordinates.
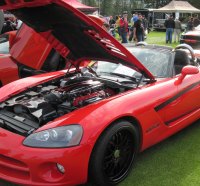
[100,72,137,82]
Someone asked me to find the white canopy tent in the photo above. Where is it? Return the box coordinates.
[153,0,200,14]
[151,1,200,30]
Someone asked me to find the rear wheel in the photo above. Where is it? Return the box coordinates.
[89,120,139,186]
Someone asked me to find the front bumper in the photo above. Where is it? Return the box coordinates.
[0,128,91,186]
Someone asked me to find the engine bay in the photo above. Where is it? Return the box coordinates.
[0,69,132,136]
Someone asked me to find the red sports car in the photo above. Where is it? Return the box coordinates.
[0,1,200,186]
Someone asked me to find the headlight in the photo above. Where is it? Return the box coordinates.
[23,125,83,148]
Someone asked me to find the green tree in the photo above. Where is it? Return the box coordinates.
[82,0,97,7]
[188,0,200,9]
[100,0,114,16]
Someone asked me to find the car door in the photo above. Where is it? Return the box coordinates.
[174,72,200,122]
[156,70,200,126]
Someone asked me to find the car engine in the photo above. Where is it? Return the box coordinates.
[0,72,119,136]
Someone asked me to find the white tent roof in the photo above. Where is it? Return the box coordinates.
[153,0,200,13]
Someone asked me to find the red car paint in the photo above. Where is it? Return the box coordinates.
[0,1,199,186]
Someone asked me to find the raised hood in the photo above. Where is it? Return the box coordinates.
[0,0,154,80]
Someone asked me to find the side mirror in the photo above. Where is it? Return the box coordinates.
[176,65,199,84]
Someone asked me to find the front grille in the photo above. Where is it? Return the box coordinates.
[0,154,30,180]
[0,110,39,136]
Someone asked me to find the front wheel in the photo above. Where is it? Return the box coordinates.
[89,120,140,186]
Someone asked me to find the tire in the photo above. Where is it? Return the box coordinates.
[89,120,140,186]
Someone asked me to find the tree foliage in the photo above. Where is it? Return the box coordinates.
[82,0,200,15]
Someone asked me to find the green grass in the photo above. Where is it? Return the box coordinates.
[119,121,200,186]
[115,31,179,48]
[146,31,179,48]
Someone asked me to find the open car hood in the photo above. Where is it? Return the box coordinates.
[0,0,154,80]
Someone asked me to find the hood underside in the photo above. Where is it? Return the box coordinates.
[0,0,154,79]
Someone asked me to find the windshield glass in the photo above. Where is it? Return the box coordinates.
[0,36,9,54]
[90,47,171,79]
[128,47,171,77]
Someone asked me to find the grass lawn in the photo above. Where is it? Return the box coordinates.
[146,31,179,48]
[116,31,180,48]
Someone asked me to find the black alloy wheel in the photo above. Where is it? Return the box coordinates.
[89,120,139,186]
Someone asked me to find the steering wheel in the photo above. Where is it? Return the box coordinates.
[135,41,148,46]
[175,44,196,64]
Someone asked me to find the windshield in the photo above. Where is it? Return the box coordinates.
[90,47,171,79]
[0,36,9,54]
[128,47,171,78]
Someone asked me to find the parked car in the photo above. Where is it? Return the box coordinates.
[0,23,66,86]
[0,1,200,186]
[180,25,200,48]
[0,15,105,87]
[153,19,166,31]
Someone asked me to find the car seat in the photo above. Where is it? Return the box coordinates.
[174,49,190,75]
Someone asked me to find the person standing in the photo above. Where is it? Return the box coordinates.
[164,15,175,44]
[193,15,200,27]
[115,15,121,38]
[0,10,4,34]
[133,14,144,42]
[187,17,194,31]
[142,15,148,39]
[109,16,116,37]
[174,18,182,43]
[129,13,138,41]
[120,12,128,43]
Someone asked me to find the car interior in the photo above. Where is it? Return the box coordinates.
[174,49,190,75]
